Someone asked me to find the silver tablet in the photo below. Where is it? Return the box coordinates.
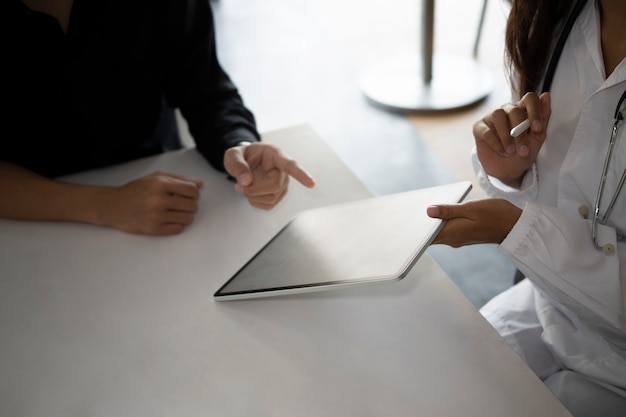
[214,181,471,300]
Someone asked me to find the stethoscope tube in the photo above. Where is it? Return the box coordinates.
[592,91,626,251]
[540,0,589,94]
[540,0,626,253]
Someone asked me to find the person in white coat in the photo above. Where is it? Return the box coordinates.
[427,0,625,415]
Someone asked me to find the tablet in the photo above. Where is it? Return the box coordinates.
[214,181,471,300]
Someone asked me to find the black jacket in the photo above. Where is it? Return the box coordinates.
[2,0,259,177]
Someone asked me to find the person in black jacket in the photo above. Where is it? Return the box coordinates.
[0,0,315,235]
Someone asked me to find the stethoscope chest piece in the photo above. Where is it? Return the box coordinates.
[577,205,617,256]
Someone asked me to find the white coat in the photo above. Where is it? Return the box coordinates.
[472,0,626,396]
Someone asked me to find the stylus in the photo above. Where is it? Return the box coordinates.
[510,119,530,138]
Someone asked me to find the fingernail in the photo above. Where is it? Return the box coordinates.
[238,173,252,186]
[518,145,529,157]
[427,205,440,217]
[531,119,542,132]
[506,144,516,155]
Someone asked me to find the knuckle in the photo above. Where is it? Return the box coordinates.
[493,108,507,119]
[269,182,285,194]
[147,177,168,191]
[147,195,165,208]
[285,158,298,172]
[267,194,281,206]
[482,129,500,145]
[519,92,538,103]
[509,107,526,120]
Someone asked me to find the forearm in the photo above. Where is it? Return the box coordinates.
[0,161,109,225]
[0,162,204,235]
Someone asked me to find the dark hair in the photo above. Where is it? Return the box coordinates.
[505,0,574,95]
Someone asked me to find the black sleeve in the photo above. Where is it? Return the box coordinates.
[162,0,260,171]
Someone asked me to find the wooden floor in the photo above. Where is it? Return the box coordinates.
[407,0,511,199]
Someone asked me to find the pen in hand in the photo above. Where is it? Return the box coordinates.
[510,119,530,138]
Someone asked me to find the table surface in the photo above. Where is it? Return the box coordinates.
[0,125,571,417]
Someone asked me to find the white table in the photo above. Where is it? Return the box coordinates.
[0,125,571,417]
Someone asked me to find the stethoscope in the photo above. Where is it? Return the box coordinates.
[543,0,626,254]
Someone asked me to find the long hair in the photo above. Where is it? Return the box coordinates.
[505,0,574,95]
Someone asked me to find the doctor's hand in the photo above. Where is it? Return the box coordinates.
[96,171,203,235]
[224,142,316,210]
[474,92,551,188]
[426,199,522,248]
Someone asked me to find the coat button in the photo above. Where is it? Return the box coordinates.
[578,205,590,219]
[602,244,615,255]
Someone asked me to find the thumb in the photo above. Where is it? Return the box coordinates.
[426,204,459,220]
[225,148,253,187]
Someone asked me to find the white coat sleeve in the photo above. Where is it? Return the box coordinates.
[472,147,625,335]
[499,202,625,335]
[471,146,538,207]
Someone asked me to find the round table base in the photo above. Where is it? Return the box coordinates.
[359,54,493,112]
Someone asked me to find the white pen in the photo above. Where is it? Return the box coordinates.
[510,119,530,137]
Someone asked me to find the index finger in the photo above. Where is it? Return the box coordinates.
[517,92,544,134]
[271,150,316,188]
[514,92,550,157]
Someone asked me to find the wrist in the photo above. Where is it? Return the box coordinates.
[82,185,116,227]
